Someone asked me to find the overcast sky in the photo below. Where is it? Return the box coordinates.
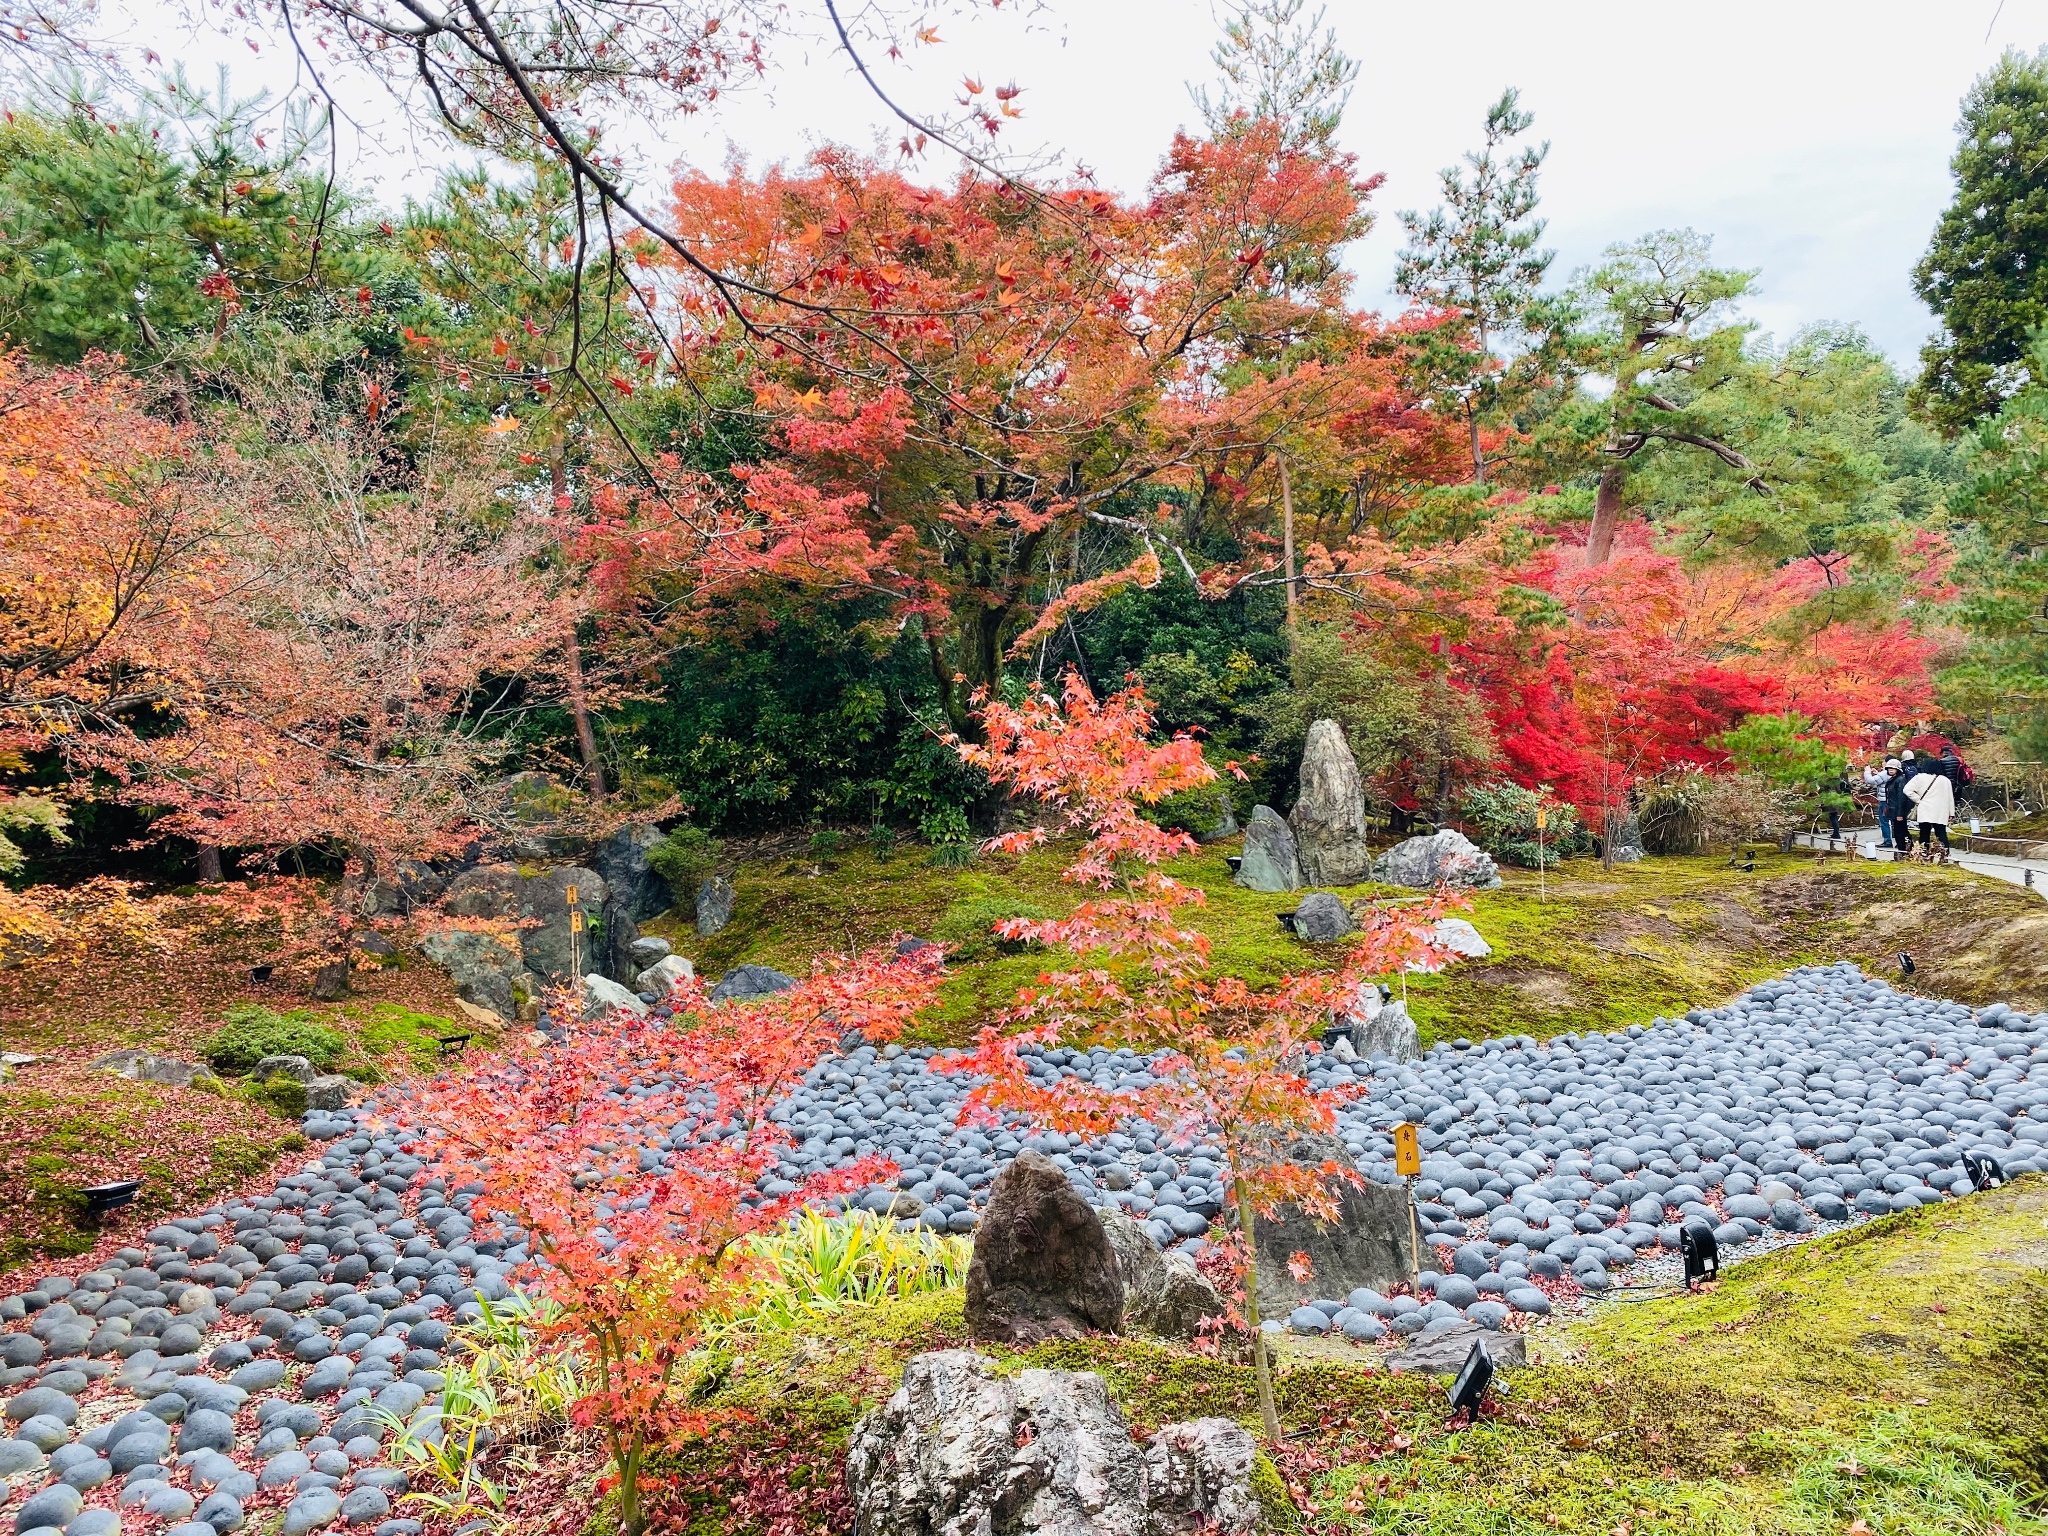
[100,0,2048,365]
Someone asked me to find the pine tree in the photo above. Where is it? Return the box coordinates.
[1911,47,2048,434]
[1190,0,1358,155]
[1395,88,1554,482]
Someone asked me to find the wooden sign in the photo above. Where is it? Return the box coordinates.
[1393,1121,1420,1177]
[569,909,585,933]
[565,883,580,906]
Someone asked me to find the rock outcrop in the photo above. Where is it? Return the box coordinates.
[1370,830,1502,889]
[590,822,674,921]
[1232,806,1301,893]
[696,873,736,936]
[90,1051,219,1089]
[1144,1418,1262,1534]
[1251,1132,1414,1316]
[845,1351,1262,1536]
[965,1151,1124,1344]
[1099,1210,1226,1342]
[1288,720,1372,886]
[418,928,526,1022]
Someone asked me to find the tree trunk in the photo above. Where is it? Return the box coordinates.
[1586,463,1627,565]
[1236,1186,1283,1443]
[551,439,606,799]
[564,630,606,799]
[195,843,224,883]
[1468,410,1486,485]
[1280,459,1299,661]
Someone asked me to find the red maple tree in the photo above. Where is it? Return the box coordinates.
[943,673,1447,1440]
[389,942,944,1536]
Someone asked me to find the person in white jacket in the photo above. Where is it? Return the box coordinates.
[1902,765,1955,862]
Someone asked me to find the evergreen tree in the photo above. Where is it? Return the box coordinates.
[1573,229,1757,563]
[1943,335,2048,752]
[1911,47,2048,434]
[1190,0,1358,155]
[1395,88,1555,482]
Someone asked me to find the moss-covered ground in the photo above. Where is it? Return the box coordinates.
[646,840,2048,1046]
[652,1175,2048,1535]
[0,893,495,1277]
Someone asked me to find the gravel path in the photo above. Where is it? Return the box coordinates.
[3,961,2043,1536]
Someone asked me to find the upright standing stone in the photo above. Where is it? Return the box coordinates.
[696,873,736,936]
[965,1152,1124,1344]
[1233,806,1301,893]
[1290,720,1373,886]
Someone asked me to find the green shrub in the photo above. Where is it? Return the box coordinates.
[866,823,898,861]
[808,828,846,860]
[645,825,723,905]
[1458,780,1587,868]
[1640,771,1710,855]
[202,1005,345,1076]
[920,806,976,867]
[934,895,1050,960]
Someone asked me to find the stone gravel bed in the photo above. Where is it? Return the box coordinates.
[4,961,2044,1536]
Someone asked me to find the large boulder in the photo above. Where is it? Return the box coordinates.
[1331,985,1418,1062]
[304,1075,358,1113]
[443,864,522,921]
[418,929,524,1021]
[1233,806,1301,894]
[1251,1132,1415,1317]
[1370,830,1502,890]
[966,1151,1123,1344]
[696,873,736,936]
[1289,892,1354,943]
[91,1051,219,1089]
[1101,1210,1227,1343]
[520,867,608,982]
[846,1352,1261,1536]
[847,1351,1151,1536]
[580,974,648,1020]
[1289,720,1372,886]
[1145,1419,1262,1535]
[590,823,673,922]
[637,955,695,996]
[1385,1321,1526,1375]
[708,964,796,1004]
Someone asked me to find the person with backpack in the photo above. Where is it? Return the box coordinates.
[1903,759,1955,862]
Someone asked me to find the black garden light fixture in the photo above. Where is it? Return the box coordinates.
[1961,1151,2006,1192]
[1448,1339,1494,1419]
[435,1033,473,1059]
[80,1179,142,1220]
[1680,1223,1719,1290]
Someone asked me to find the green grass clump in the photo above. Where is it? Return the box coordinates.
[735,1210,970,1331]
[202,1003,345,1074]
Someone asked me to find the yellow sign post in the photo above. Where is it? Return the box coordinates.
[566,885,583,977]
[1393,1121,1423,1293]
[1534,806,1548,904]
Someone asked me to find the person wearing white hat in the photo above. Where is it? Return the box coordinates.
[1875,758,1903,849]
